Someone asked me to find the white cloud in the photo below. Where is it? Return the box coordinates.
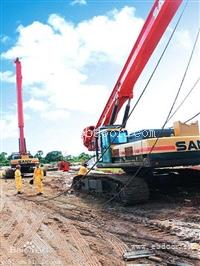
[76,6,143,63]
[0,35,9,43]
[0,114,18,140]
[71,0,87,6]
[0,114,18,139]
[41,110,70,120]
[175,30,192,49]
[24,98,48,112]
[1,4,198,155]
[0,71,15,83]
[0,112,31,141]
[1,7,143,116]
[27,86,49,98]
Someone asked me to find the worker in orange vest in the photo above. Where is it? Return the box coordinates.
[33,163,44,195]
[15,165,22,194]
[72,162,88,191]
[78,162,88,176]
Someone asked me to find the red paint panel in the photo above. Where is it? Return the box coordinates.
[112,145,176,157]
[135,145,176,154]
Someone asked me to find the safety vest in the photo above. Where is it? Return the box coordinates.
[34,168,44,178]
[78,166,87,176]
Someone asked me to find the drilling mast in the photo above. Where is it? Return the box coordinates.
[15,58,27,155]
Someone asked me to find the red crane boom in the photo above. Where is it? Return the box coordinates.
[83,0,182,151]
[15,58,27,155]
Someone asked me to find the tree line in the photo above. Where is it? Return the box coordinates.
[0,151,92,167]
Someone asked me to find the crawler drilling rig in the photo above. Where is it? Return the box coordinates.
[4,58,39,178]
[72,0,200,204]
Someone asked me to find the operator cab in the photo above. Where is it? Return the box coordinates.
[10,152,34,159]
[98,126,128,163]
[11,152,21,159]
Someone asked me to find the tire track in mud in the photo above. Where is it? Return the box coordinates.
[41,214,102,266]
[102,210,200,262]
[0,192,56,265]
[50,214,125,266]
[120,210,200,243]
[39,222,76,265]
[106,234,127,257]
[60,217,126,266]
[0,230,27,265]
[0,198,25,237]
[28,233,63,266]
[33,198,127,265]
[76,214,199,263]
[68,219,127,265]
[2,196,46,248]
[1,176,200,266]
[0,194,26,265]
[68,225,101,266]
[1,187,105,265]
[41,196,200,264]
[86,208,199,264]
[35,204,102,265]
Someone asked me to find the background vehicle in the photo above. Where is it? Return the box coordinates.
[58,161,71,172]
[4,58,39,178]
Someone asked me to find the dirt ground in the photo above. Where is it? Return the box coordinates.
[0,171,200,266]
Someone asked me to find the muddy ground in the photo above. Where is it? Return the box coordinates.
[0,170,200,266]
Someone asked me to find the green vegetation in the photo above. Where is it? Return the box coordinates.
[44,151,64,163]
[34,150,43,160]
[41,151,92,164]
[65,152,92,163]
[0,152,9,167]
[0,151,93,166]
[0,151,123,173]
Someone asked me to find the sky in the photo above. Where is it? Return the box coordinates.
[0,0,199,157]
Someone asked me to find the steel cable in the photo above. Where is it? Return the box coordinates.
[18,0,194,204]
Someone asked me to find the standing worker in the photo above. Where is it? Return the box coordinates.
[34,163,44,195]
[15,165,22,194]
